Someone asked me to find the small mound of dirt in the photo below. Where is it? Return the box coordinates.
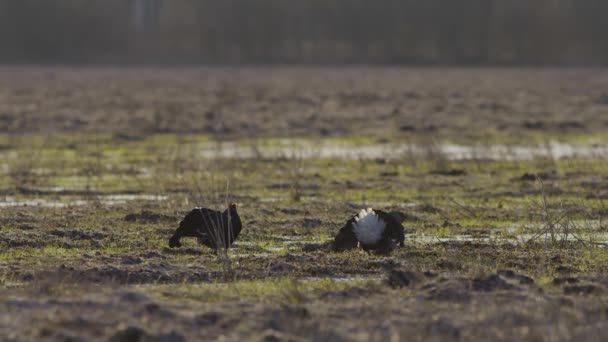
[302,242,332,252]
[118,291,151,303]
[38,328,83,342]
[364,259,400,271]
[119,256,143,265]
[344,180,367,189]
[415,204,441,214]
[379,171,399,177]
[195,312,224,327]
[435,258,463,271]
[423,278,471,302]
[1,231,73,248]
[109,326,186,342]
[519,171,559,182]
[497,269,535,285]
[139,303,176,319]
[279,208,304,215]
[16,223,37,230]
[430,169,467,177]
[522,120,544,130]
[109,326,148,342]
[49,228,107,240]
[588,190,608,199]
[399,124,416,132]
[553,277,580,286]
[162,247,206,255]
[266,260,297,274]
[113,132,149,141]
[303,218,322,228]
[273,305,310,320]
[124,211,175,223]
[320,286,376,300]
[555,265,580,274]
[425,319,460,339]
[557,121,585,131]
[267,183,291,189]
[29,264,212,285]
[386,269,420,288]
[564,284,604,296]
[472,274,516,292]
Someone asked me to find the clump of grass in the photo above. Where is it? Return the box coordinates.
[277,145,310,202]
[525,178,603,248]
[443,197,491,222]
[8,148,49,191]
[526,178,571,247]
[426,140,450,173]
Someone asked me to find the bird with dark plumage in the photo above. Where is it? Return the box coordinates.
[168,204,242,251]
[332,208,405,254]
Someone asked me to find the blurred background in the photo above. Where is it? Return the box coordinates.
[1,0,607,65]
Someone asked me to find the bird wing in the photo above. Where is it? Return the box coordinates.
[196,208,222,218]
[375,210,405,246]
[179,208,222,236]
[332,217,359,251]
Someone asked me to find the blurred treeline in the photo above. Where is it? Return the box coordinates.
[1,0,607,65]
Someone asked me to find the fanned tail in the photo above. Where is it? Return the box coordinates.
[352,208,385,244]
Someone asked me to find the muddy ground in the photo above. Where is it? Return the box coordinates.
[1,67,608,341]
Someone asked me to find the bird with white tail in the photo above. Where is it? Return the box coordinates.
[332,208,405,254]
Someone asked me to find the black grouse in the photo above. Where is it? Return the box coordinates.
[169,203,242,251]
[332,208,405,254]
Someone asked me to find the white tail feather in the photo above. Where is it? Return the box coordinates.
[352,208,385,244]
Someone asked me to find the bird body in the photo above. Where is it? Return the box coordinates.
[169,204,242,251]
[352,208,386,244]
[333,208,405,254]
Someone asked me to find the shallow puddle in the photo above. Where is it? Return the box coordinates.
[0,194,168,208]
[200,140,608,161]
[301,276,381,283]
[411,232,608,246]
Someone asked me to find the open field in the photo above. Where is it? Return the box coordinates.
[1,67,608,139]
[1,68,608,341]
